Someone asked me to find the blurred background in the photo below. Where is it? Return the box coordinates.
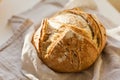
[0,0,40,46]
[109,0,120,12]
[0,0,120,46]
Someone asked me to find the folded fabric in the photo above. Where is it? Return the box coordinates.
[21,7,120,80]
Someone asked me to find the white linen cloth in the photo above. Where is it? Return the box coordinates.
[21,0,120,80]
[0,0,120,80]
[0,17,33,80]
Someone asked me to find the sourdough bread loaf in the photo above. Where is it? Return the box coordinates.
[32,8,106,72]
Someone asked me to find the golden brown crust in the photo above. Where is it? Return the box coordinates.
[32,8,106,72]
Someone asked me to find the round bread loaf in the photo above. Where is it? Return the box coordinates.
[32,8,106,72]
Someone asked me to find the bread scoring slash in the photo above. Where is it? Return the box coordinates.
[32,8,106,72]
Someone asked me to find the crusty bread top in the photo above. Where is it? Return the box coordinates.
[32,8,106,72]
